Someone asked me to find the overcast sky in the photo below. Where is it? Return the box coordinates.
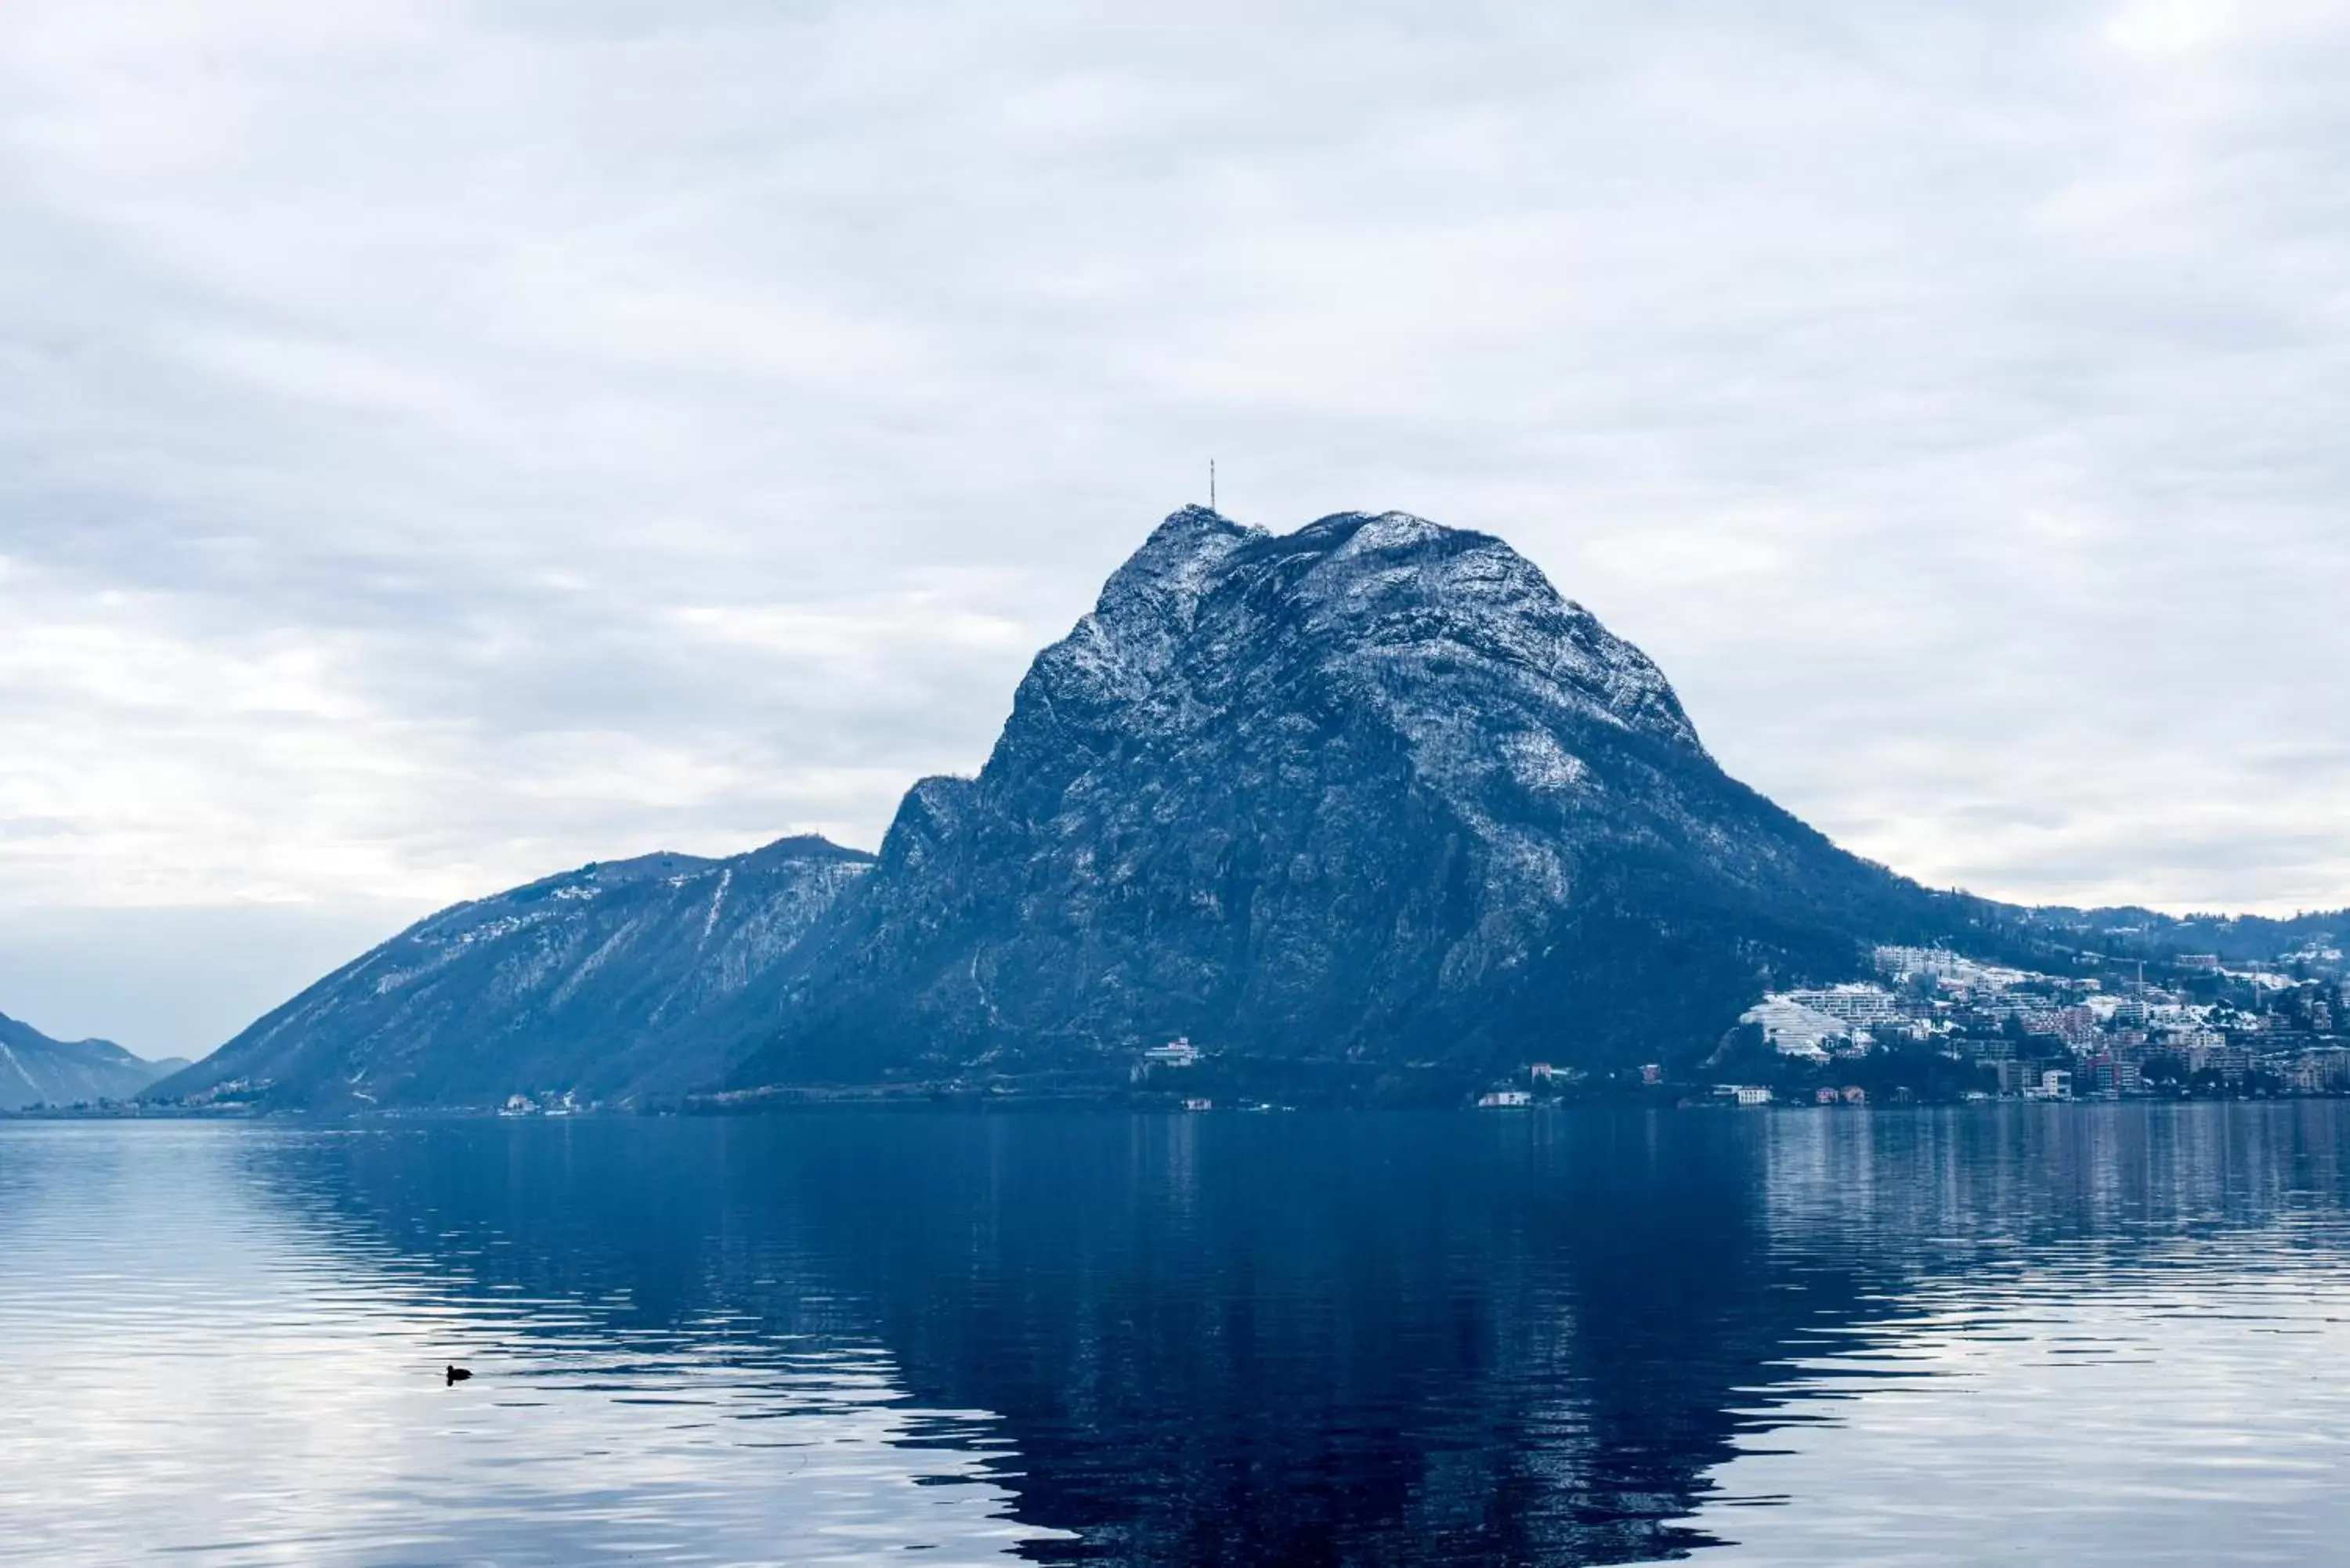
[4,0,2348,1056]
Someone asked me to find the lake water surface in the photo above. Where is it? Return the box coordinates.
[4,1106,2348,1564]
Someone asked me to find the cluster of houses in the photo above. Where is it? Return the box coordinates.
[497,1089,582,1117]
[1133,935,2348,1110]
[1732,944,2349,1100]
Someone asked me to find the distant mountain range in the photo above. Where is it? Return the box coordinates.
[146,508,2346,1112]
[0,1012,185,1110]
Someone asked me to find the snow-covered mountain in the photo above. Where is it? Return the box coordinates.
[150,836,872,1110]
[0,1012,180,1109]
[725,507,1966,1095]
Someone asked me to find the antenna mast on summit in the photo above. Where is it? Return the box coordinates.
[1209,458,1217,511]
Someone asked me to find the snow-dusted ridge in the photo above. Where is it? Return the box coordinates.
[150,835,873,1110]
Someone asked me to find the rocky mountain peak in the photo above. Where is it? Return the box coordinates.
[994,507,1701,809]
[733,504,1943,1095]
[1258,509,1701,753]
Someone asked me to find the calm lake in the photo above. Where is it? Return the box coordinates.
[5,1105,2348,1565]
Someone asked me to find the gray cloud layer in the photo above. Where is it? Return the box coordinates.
[4,0,2348,1053]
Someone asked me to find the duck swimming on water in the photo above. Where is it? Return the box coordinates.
[445,1364,472,1386]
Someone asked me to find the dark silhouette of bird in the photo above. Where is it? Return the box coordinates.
[445,1364,473,1386]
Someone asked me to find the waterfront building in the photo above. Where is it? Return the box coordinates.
[2088,1055,2142,1097]
[2023,1069,2073,1101]
[2288,1049,2350,1094]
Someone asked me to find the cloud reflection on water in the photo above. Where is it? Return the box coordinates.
[7,1105,2350,1564]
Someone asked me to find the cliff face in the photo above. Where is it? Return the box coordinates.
[151,836,872,1109]
[730,508,1947,1093]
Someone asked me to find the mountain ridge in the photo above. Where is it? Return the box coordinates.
[150,834,873,1110]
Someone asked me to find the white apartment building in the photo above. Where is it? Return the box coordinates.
[1783,983,1906,1027]
[1741,995,1844,1059]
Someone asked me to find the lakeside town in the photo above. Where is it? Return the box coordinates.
[1108,936,2350,1114]
[1640,940,2347,1108]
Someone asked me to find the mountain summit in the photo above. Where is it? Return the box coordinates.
[727,507,1954,1095]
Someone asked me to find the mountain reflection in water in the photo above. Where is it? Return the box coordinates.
[5,1106,2350,1565]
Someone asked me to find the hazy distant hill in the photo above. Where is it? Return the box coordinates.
[0,1012,179,1110]
[150,836,872,1111]
[2019,906,2346,965]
